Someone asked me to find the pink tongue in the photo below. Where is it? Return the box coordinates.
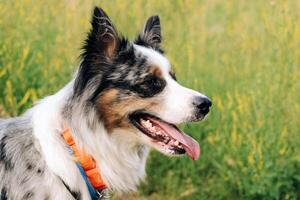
[148,118,200,160]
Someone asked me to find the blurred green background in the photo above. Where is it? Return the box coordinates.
[1,0,300,199]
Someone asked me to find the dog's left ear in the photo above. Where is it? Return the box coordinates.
[135,15,162,50]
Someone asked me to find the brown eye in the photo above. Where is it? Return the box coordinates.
[142,76,163,93]
[132,75,166,98]
[145,76,161,88]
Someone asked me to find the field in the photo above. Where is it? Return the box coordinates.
[1,0,300,199]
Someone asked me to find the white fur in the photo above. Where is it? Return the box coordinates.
[31,82,92,199]
[160,76,208,124]
[31,80,149,199]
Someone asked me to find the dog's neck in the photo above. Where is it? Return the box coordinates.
[66,120,149,193]
[31,81,149,195]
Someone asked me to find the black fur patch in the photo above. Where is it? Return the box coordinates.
[60,179,81,200]
[0,187,7,200]
[169,71,177,81]
[37,168,44,175]
[26,163,33,171]
[0,136,14,171]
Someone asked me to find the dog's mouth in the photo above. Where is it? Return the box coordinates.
[129,112,200,160]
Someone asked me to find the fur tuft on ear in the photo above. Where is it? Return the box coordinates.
[135,15,162,52]
[84,6,119,59]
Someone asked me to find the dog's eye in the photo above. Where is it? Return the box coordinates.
[144,76,161,88]
[132,75,166,97]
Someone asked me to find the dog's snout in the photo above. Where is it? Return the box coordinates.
[193,96,212,116]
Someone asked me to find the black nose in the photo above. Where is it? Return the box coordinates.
[193,96,212,115]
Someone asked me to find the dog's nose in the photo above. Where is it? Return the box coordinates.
[193,96,212,115]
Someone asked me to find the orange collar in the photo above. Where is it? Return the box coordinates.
[62,128,107,190]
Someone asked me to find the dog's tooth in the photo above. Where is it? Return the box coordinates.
[141,120,148,126]
[142,119,149,125]
[144,121,153,129]
[164,137,171,144]
[174,140,179,146]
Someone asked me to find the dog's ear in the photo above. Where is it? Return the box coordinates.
[135,15,162,50]
[75,7,121,96]
[85,6,119,59]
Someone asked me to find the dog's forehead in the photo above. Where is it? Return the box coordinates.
[133,44,171,74]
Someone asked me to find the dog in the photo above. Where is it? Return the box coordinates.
[0,6,211,200]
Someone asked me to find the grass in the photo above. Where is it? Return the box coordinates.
[1,0,300,199]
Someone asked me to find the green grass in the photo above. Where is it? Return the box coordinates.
[1,0,300,199]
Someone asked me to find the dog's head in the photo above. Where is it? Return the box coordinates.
[74,7,211,160]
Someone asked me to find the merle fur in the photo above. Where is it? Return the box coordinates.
[74,7,165,103]
[0,6,168,200]
[0,136,14,171]
[0,117,65,200]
